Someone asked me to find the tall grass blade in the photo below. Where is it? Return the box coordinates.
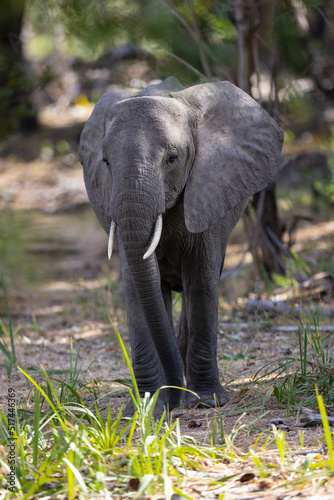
[109,316,140,406]
[17,366,67,431]
[0,272,16,377]
[298,322,308,377]
[272,425,286,462]
[1,270,15,360]
[49,378,85,406]
[33,388,40,467]
[315,386,334,470]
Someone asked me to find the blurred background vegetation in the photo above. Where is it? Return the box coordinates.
[1,0,334,289]
[2,0,334,129]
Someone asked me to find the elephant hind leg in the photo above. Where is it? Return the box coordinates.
[161,280,174,331]
[182,269,230,409]
[175,301,229,408]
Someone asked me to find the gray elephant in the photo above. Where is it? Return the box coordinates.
[79,76,283,413]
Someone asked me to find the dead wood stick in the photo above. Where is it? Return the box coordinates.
[301,407,334,425]
[274,325,334,332]
[293,448,324,455]
[247,298,334,318]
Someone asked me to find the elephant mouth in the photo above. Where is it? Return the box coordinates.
[107,214,163,260]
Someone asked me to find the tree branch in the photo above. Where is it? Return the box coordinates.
[186,0,212,79]
[159,0,233,81]
[156,47,208,80]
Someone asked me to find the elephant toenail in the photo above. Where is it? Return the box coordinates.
[203,397,229,407]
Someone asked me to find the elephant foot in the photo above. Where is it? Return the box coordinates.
[123,397,167,419]
[186,386,229,409]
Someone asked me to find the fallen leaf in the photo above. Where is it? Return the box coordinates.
[267,418,290,430]
[240,472,256,483]
[303,421,319,428]
[128,477,140,491]
[257,478,274,489]
[188,420,202,428]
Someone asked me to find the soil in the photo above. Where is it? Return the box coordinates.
[0,108,334,499]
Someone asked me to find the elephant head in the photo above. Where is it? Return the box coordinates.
[79,76,283,242]
[79,76,283,407]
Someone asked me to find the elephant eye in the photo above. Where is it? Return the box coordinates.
[102,155,110,167]
[166,153,178,167]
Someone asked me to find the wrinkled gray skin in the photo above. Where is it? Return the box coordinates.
[79,77,283,413]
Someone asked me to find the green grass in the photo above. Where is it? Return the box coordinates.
[0,272,17,378]
[253,312,334,411]
[1,279,334,498]
[1,374,333,499]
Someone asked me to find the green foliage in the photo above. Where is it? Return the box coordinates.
[285,93,316,127]
[0,65,36,135]
[272,425,287,462]
[1,319,334,498]
[24,0,332,79]
[256,313,334,410]
[275,2,311,74]
[0,273,17,378]
[47,339,95,406]
[284,129,296,144]
[27,0,136,59]
[4,0,333,134]
[128,0,237,81]
[313,156,334,205]
[315,387,334,470]
[22,1,239,81]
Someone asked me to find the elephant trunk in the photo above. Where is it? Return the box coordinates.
[115,186,184,406]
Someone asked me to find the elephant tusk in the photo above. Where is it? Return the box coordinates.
[143,214,163,260]
[108,220,117,260]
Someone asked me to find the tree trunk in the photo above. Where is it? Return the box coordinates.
[0,0,37,135]
[233,0,285,278]
[251,185,285,277]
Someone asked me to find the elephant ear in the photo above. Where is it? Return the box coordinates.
[172,82,284,233]
[79,90,133,234]
[136,76,184,96]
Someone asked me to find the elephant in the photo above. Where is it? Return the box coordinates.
[79,76,283,413]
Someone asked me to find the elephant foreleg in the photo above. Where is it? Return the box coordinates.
[120,255,166,402]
